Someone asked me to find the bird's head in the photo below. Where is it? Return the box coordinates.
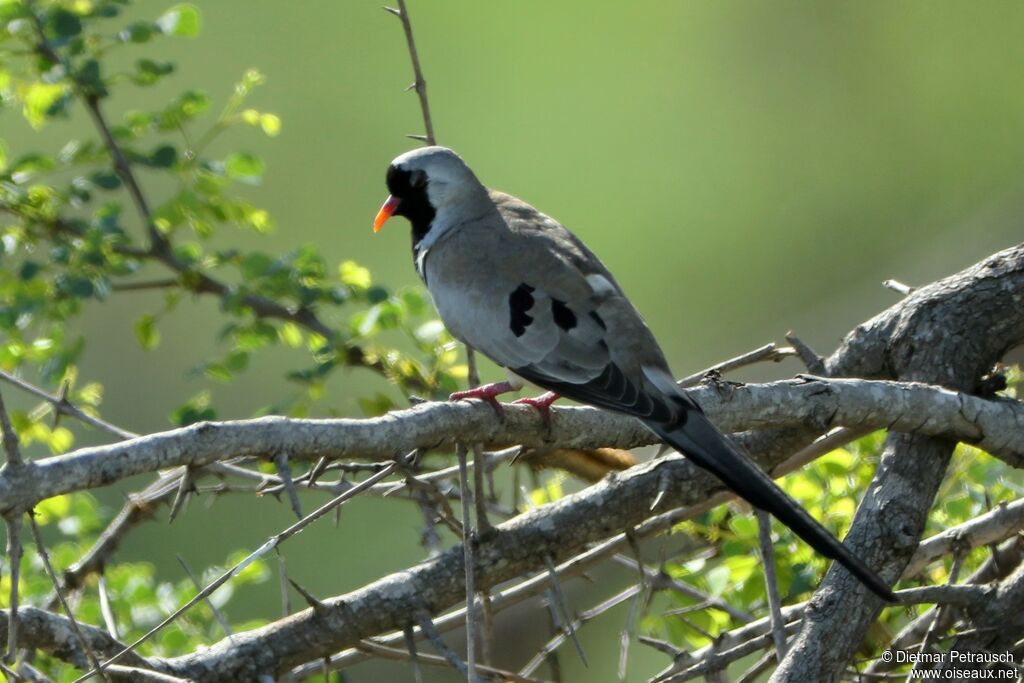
[372,146,488,243]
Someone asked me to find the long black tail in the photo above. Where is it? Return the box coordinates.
[643,410,895,602]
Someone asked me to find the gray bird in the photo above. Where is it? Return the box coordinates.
[373,146,894,602]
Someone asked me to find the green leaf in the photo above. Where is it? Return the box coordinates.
[55,273,94,298]
[704,565,730,596]
[34,495,71,525]
[133,313,160,351]
[90,171,121,189]
[119,21,155,43]
[278,322,303,348]
[339,260,371,290]
[18,261,41,281]
[156,4,201,37]
[47,9,82,38]
[47,426,74,454]
[240,252,274,279]
[203,362,233,382]
[21,82,68,129]
[171,392,216,427]
[148,144,178,168]
[134,59,175,86]
[224,152,264,183]
[259,113,281,136]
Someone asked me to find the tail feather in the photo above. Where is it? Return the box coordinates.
[644,409,895,602]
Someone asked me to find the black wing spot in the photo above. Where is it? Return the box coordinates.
[509,284,536,337]
[551,299,578,331]
[589,311,607,330]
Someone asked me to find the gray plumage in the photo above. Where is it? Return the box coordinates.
[377,146,894,601]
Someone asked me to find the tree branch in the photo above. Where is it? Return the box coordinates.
[1,375,1020,515]
[772,242,1024,681]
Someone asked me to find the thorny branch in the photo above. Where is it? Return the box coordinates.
[1,374,1021,515]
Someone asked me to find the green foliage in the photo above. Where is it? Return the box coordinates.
[0,1,461,675]
[646,429,1024,660]
[0,493,271,668]
[0,0,460,422]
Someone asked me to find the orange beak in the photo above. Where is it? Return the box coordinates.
[373,195,401,233]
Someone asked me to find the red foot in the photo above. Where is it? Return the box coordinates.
[449,381,518,414]
[512,392,560,425]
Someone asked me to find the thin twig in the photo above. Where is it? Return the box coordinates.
[177,555,233,639]
[543,555,587,667]
[0,369,136,441]
[416,612,467,677]
[103,666,188,683]
[479,591,495,668]
[404,625,424,683]
[278,555,292,619]
[0,391,22,468]
[678,342,797,387]
[756,510,788,662]
[907,550,966,681]
[521,584,642,677]
[0,389,23,666]
[167,468,193,523]
[109,279,180,292]
[882,279,915,296]
[355,638,544,683]
[27,511,110,682]
[74,458,403,681]
[96,575,118,640]
[454,443,479,682]
[735,649,779,683]
[783,333,826,375]
[4,516,22,664]
[391,0,436,145]
[274,453,304,519]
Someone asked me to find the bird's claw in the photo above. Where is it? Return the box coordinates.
[511,392,559,427]
[449,381,517,415]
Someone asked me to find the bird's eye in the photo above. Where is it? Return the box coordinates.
[410,170,427,188]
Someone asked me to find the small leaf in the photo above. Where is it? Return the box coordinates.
[47,426,74,454]
[339,260,371,290]
[90,170,121,189]
[35,495,71,525]
[240,252,274,279]
[278,322,303,348]
[259,113,281,136]
[21,82,68,129]
[119,21,155,43]
[156,4,201,37]
[171,392,216,426]
[704,565,730,596]
[224,152,264,183]
[134,59,175,86]
[134,313,160,350]
[148,144,178,168]
[47,9,82,38]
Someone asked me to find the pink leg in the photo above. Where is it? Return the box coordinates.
[449,380,519,413]
[511,391,560,425]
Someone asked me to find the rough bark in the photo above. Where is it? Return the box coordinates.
[772,243,1024,682]
[1,377,1021,516]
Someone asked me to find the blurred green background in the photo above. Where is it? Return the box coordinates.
[5,1,1024,680]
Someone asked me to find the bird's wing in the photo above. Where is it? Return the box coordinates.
[423,191,687,423]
